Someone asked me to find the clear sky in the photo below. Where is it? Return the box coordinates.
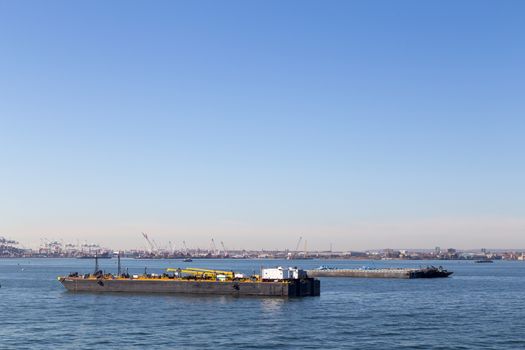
[1,1,524,251]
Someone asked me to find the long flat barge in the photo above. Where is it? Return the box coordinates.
[306,266,452,279]
[58,266,320,297]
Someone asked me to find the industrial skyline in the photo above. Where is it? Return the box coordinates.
[2,230,524,253]
[2,233,524,261]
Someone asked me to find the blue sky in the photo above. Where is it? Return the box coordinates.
[1,1,524,250]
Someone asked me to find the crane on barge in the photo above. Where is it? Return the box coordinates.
[166,267,235,280]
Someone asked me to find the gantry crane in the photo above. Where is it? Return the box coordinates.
[210,238,218,256]
[141,232,155,253]
[295,236,303,254]
[220,241,228,257]
[182,240,188,255]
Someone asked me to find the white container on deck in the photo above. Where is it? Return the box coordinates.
[262,267,287,280]
[261,266,306,280]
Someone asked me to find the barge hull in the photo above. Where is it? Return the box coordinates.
[60,278,320,297]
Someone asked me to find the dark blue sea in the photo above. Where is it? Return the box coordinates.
[1,258,524,349]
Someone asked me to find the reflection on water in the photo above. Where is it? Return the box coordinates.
[260,297,286,315]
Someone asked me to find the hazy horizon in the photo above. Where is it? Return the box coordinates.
[1,1,524,251]
[4,215,525,251]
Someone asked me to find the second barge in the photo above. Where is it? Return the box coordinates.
[307,266,453,279]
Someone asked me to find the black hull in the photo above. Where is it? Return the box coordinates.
[59,278,320,297]
[409,270,453,278]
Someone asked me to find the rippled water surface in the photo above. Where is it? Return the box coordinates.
[1,258,524,349]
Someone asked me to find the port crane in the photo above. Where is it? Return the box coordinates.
[303,239,308,258]
[220,241,228,258]
[287,236,302,259]
[295,236,303,254]
[151,238,160,252]
[210,238,219,256]
[141,232,156,254]
[182,240,188,255]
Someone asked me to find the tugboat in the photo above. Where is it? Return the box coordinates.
[475,259,494,263]
[410,266,453,278]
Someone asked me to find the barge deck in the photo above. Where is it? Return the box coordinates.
[306,266,453,279]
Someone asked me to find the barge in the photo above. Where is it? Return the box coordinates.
[58,265,320,297]
[307,266,453,279]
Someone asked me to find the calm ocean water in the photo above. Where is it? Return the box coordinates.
[1,258,524,349]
